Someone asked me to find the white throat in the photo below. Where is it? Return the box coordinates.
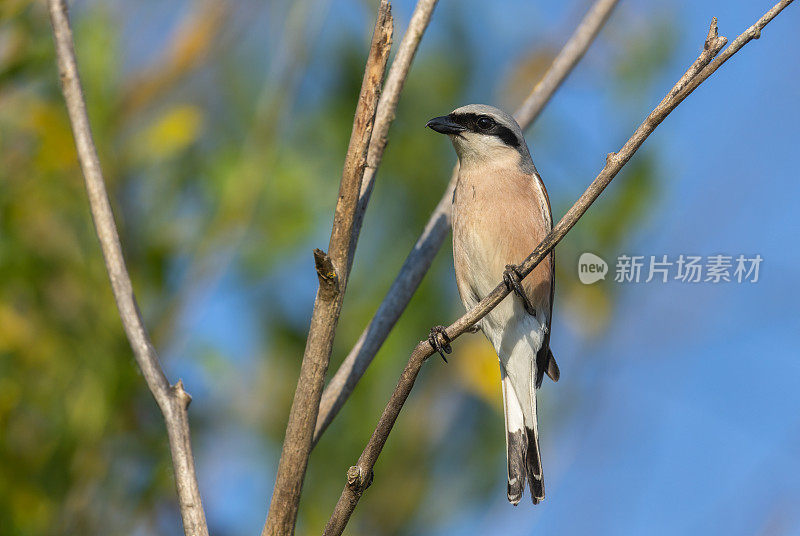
[451,132,528,172]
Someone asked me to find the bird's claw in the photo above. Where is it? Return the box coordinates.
[503,264,536,317]
[428,325,452,363]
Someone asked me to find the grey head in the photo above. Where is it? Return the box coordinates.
[426,104,534,173]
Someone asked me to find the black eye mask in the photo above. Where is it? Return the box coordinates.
[449,113,521,148]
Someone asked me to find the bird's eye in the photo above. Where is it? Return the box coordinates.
[477,116,495,130]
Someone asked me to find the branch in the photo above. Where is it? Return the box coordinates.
[323,2,794,533]
[351,0,440,253]
[46,1,209,535]
[261,2,393,535]
[314,0,619,444]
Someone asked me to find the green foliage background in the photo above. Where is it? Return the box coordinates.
[0,1,665,534]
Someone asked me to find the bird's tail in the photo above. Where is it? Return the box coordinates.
[501,366,544,505]
[525,419,545,504]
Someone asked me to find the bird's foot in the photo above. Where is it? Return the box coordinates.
[503,264,536,317]
[428,325,452,363]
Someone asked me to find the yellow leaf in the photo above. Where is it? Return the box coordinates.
[29,101,78,172]
[452,335,503,411]
[140,104,203,159]
[0,303,34,353]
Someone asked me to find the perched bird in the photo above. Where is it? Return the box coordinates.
[426,104,559,505]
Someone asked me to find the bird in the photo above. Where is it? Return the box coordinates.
[426,104,559,505]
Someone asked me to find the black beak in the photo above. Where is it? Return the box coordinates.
[426,115,465,135]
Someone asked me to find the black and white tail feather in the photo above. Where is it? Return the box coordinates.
[500,336,558,505]
[501,367,544,505]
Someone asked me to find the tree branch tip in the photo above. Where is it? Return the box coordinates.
[702,17,728,55]
[706,17,719,47]
[313,248,340,299]
[172,380,193,407]
[313,248,337,278]
[374,0,393,48]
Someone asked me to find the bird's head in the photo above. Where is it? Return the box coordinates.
[426,104,533,171]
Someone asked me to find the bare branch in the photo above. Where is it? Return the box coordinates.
[261,2,393,535]
[353,0,440,246]
[315,0,619,444]
[323,2,794,533]
[46,1,208,535]
[314,179,455,445]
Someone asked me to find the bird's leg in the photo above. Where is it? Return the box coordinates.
[427,325,452,363]
[503,264,536,317]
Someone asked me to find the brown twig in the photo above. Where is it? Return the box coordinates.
[261,2,393,535]
[46,1,209,535]
[314,0,620,444]
[323,2,794,533]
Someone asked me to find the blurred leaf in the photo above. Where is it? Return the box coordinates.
[135,104,204,160]
[0,0,34,21]
[0,303,34,354]
[452,335,503,411]
[613,13,678,102]
[502,47,557,109]
[121,1,229,116]
[30,100,78,172]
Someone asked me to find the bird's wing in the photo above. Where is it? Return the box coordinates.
[529,165,558,387]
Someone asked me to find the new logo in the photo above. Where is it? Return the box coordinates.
[578,252,608,284]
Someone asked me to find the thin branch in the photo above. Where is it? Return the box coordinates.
[314,0,619,444]
[261,3,393,535]
[323,2,794,533]
[46,1,209,535]
[352,0,440,254]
